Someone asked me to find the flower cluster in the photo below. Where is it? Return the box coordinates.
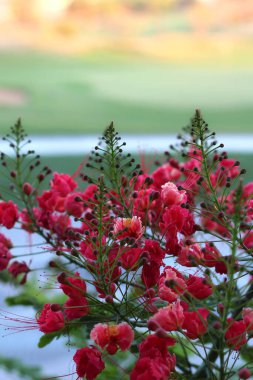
[1,113,253,379]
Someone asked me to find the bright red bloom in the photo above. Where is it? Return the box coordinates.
[203,243,221,267]
[59,272,87,299]
[161,181,186,207]
[37,190,63,212]
[0,243,12,270]
[182,308,209,339]
[243,231,253,249]
[152,162,181,188]
[158,266,186,303]
[37,304,65,333]
[130,357,172,380]
[113,216,144,240]
[50,172,77,196]
[64,297,89,320]
[213,159,240,187]
[242,308,253,333]
[148,302,184,332]
[186,275,213,300]
[161,205,195,237]
[141,262,160,288]
[142,240,165,265]
[0,233,12,248]
[120,247,142,270]
[8,261,30,284]
[90,323,134,355]
[131,334,176,380]
[73,347,105,380]
[225,318,247,350]
[133,188,161,220]
[177,243,204,267]
[64,192,85,217]
[0,200,18,229]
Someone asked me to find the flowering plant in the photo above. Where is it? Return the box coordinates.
[1,111,253,380]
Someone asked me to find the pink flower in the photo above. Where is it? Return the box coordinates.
[182,308,209,339]
[113,216,144,240]
[186,275,213,300]
[161,181,186,206]
[158,266,186,303]
[73,347,105,380]
[37,304,65,334]
[0,201,18,229]
[90,323,134,355]
[148,302,184,332]
[242,308,253,333]
[225,318,247,350]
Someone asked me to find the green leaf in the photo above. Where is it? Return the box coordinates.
[5,294,39,307]
[38,332,60,348]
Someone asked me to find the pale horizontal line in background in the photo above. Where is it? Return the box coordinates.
[0,134,252,156]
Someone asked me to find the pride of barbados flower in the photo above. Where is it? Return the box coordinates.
[1,112,253,379]
[113,216,144,240]
[90,322,134,354]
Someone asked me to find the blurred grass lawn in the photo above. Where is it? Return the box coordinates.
[0,51,253,135]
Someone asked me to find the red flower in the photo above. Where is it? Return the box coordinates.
[243,308,253,332]
[0,201,18,229]
[64,297,89,320]
[0,243,12,271]
[148,302,184,332]
[203,243,221,267]
[225,318,247,350]
[142,240,166,265]
[130,357,172,380]
[59,272,87,299]
[90,323,134,355]
[177,243,203,267]
[113,216,144,240]
[131,334,176,380]
[37,304,65,334]
[158,266,186,303]
[120,247,142,270]
[64,192,85,217]
[141,262,160,288]
[182,308,209,339]
[73,346,105,380]
[50,172,77,196]
[37,190,63,212]
[139,334,176,359]
[243,231,253,249]
[152,162,181,188]
[8,261,30,284]
[186,275,213,300]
